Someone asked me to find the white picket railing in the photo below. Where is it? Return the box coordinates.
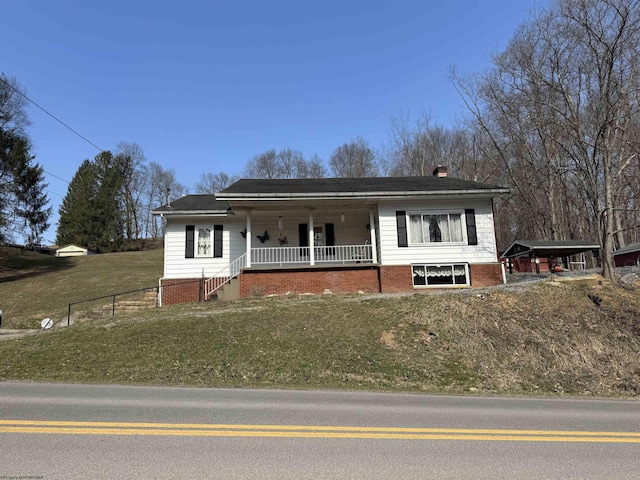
[313,244,372,264]
[251,244,372,266]
[203,253,247,299]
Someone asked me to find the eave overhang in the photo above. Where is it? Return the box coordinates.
[502,240,601,259]
[216,188,510,202]
[151,209,232,217]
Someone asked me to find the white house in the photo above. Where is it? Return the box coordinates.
[153,169,510,305]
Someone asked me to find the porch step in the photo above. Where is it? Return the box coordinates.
[213,277,240,302]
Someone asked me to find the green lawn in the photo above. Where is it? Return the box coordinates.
[0,247,163,329]
[1,281,639,397]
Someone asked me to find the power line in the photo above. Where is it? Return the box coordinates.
[0,75,105,153]
[43,169,70,184]
[45,189,64,198]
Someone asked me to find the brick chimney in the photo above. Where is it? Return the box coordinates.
[432,165,448,178]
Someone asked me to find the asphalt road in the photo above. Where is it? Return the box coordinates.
[1,382,639,479]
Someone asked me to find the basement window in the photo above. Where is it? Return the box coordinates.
[412,264,469,287]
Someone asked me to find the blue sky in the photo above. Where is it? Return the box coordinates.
[0,0,543,244]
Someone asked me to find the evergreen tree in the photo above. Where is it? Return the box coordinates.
[0,129,51,244]
[57,152,126,252]
[15,161,51,244]
[57,159,98,248]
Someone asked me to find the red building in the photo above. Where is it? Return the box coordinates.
[614,243,640,267]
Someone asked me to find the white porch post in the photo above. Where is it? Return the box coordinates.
[245,212,252,268]
[308,210,315,266]
[369,209,378,264]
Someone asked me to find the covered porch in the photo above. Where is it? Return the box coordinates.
[240,203,379,268]
[201,200,381,300]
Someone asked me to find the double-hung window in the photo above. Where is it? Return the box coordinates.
[196,226,212,257]
[186,225,223,258]
[409,212,464,244]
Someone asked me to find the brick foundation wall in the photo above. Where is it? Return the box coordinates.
[161,278,202,305]
[162,262,505,304]
[469,263,504,287]
[380,263,504,292]
[239,266,380,298]
[379,265,414,293]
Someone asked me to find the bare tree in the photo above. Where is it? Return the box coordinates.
[195,172,238,194]
[454,0,640,278]
[0,74,30,135]
[243,148,327,179]
[329,137,379,178]
[115,141,148,240]
[299,153,327,178]
[244,149,279,179]
[144,162,186,238]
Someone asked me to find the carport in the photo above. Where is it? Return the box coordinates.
[501,240,601,274]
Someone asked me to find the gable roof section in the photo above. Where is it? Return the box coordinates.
[614,242,640,256]
[152,195,231,215]
[152,177,510,214]
[217,176,509,200]
[502,240,601,258]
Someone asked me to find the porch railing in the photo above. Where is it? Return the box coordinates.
[251,246,309,265]
[203,253,247,299]
[251,244,372,266]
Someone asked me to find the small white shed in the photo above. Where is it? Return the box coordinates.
[55,244,93,257]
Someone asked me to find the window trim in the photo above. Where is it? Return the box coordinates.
[195,225,214,258]
[411,263,470,288]
[406,210,467,246]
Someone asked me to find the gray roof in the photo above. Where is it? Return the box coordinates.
[152,195,231,214]
[614,242,640,256]
[217,176,509,198]
[502,240,601,258]
[153,176,509,214]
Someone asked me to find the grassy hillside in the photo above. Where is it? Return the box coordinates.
[0,247,163,329]
[1,278,639,397]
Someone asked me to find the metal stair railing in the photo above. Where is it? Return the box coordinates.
[203,253,247,299]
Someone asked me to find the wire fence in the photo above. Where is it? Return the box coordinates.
[66,279,207,325]
[67,286,159,325]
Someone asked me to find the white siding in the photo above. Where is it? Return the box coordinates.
[162,200,499,278]
[164,218,246,279]
[163,210,373,278]
[377,198,498,265]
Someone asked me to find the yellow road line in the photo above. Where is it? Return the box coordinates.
[2,420,640,437]
[0,421,638,442]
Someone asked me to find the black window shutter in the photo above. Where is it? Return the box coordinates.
[213,224,223,258]
[325,223,335,246]
[298,223,308,257]
[185,225,195,258]
[325,223,335,255]
[465,209,478,245]
[396,211,408,247]
[298,224,308,246]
